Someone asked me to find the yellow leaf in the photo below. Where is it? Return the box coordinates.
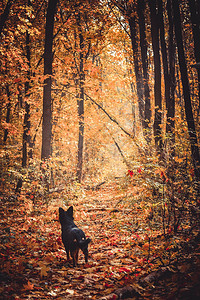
[39,263,50,278]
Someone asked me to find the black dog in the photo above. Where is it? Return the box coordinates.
[59,206,91,267]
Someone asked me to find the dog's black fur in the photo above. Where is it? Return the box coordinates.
[59,206,91,267]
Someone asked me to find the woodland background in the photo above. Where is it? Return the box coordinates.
[0,0,200,299]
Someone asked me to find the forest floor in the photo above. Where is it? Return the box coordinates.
[0,182,200,299]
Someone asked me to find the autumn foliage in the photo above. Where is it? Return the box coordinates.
[0,0,200,299]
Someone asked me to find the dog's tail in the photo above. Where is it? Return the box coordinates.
[78,238,91,248]
[78,238,91,263]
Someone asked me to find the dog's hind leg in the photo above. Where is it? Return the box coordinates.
[71,249,79,267]
[63,245,70,261]
[75,249,79,265]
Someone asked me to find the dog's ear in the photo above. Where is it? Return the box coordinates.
[59,207,65,223]
[67,206,73,218]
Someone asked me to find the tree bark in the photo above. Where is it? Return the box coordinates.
[3,85,11,144]
[158,0,171,128]
[172,0,200,179]
[148,0,163,151]
[0,0,13,36]
[128,16,145,128]
[41,0,58,160]
[137,0,151,128]
[166,0,175,139]
[16,25,32,194]
[188,0,200,110]
[22,30,31,168]
[76,13,85,183]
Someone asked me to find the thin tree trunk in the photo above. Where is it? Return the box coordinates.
[148,0,163,151]
[158,0,171,125]
[128,16,145,127]
[166,0,175,139]
[22,30,31,168]
[172,0,200,179]
[188,0,200,110]
[76,79,84,183]
[0,0,13,36]
[41,0,58,160]
[3,85,11,144]
[137,0,151,128]
[15,29,31,194]
[76,13,85,183]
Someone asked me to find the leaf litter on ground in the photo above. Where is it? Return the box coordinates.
[0,182,200,299]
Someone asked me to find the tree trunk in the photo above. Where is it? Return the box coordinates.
[188,0,200,110]
[137,0,151,128]
[41,0,58,160]
[148,0,163,151]
[172,0,200,179]
[76,78,84,183]
[3,85,11,144]
[0,0,13,36]
[76,13,85,183]
[128,16,145,128]
[22,30,31,168]
[16,29,31,194]
[158,0,171,127]
[166,0,175,139]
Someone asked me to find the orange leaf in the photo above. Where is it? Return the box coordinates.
[23,281,34,291]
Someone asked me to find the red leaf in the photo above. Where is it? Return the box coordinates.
[128,170,133,177]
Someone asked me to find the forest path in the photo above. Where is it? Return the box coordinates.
[0,184,199,299]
